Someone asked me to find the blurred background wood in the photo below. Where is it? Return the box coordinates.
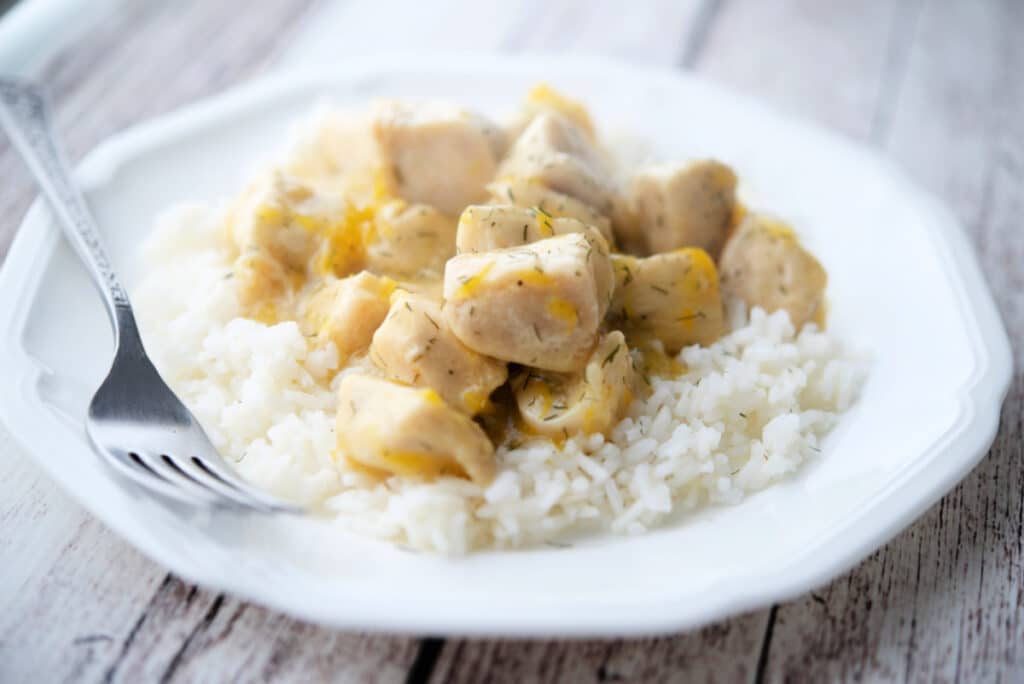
[0,0,1020,681]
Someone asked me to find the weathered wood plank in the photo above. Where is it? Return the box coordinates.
[697,0,918,140]
[430,612,771,684]
[420,2,783,681]
[112,590,422,684]
[759,0,1024,680]
[0,2,420,682]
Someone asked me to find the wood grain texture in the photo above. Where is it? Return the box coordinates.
[0,2,417,682]
[0,0,1021,681]
[759,0,1024,680]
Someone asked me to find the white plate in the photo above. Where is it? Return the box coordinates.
[0,55,1012,636]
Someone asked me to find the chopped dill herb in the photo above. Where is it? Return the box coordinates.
[651,284,669,295]
[602,344,621,366]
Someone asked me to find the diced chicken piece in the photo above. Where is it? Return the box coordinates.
[282,110,389,205]
[486,178,614,243]
[506,83,596,142]
[365,201,457,279]
[443,232,614,372]
[232,248,291,309]
[370,292,507,415]
[226,172,341,270]
[625,160,738,257]
[456,205,605,254]
[227,172,367,307]
[719,215,827,329]
[300,272,396,359]
[372,100,505,215]
[512,331,633,437]
[607,248,724,352]
[336,374,496,484]
[498,113,617,215]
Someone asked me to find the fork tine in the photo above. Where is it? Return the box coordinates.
[99,448,221,508]
[166,454,299,514]
[182,455,305,514]
[129,450,254,510]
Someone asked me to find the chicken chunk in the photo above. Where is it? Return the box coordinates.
[282,110,389,205]
[607,248,725,352]
[370,291,507,415]
[232,249,291,309]
[512,331,634,437]
[300,272,396,359]
[444,232,614,372]
[227,172,367,307]
[498,113,617,215]
[485,178,614,242]
[505,83,596,142]
[365,201,457,279]
[336,374,496,484]
[455,205,603,254]
[227,172,341,270]
[624,160,738,257]
[372,100,505,215]
[718,215,827,329]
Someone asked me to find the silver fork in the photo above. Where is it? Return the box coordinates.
[0,78,301,514]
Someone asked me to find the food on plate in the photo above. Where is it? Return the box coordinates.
[719,214,828,328]
[135,85,863,553]
[369,290,507,416]
[443,231,614,372]
[619,160,738,257]
[607,248,724,352]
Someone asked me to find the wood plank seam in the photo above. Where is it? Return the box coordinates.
[677,0,723,68]
[157,593,226,683]
[100,572,175,683]
[753,605,778,684]
[868,0,926,144]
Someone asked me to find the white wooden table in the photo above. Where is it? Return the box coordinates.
[1,0,1021,680]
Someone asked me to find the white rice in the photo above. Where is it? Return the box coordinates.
[134,177,865,556]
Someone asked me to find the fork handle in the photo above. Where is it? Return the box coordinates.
[0,78,130,329]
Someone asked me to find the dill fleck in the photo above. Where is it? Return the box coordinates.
[523,224,528,241]
[507,188,516,202]
[739,412,748,418]
[533,323,542,341]
[404,302,412,312]
[424,313,440,329]
[543,413,560,421]
[602,344,621,366]
[651,284,669,295]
